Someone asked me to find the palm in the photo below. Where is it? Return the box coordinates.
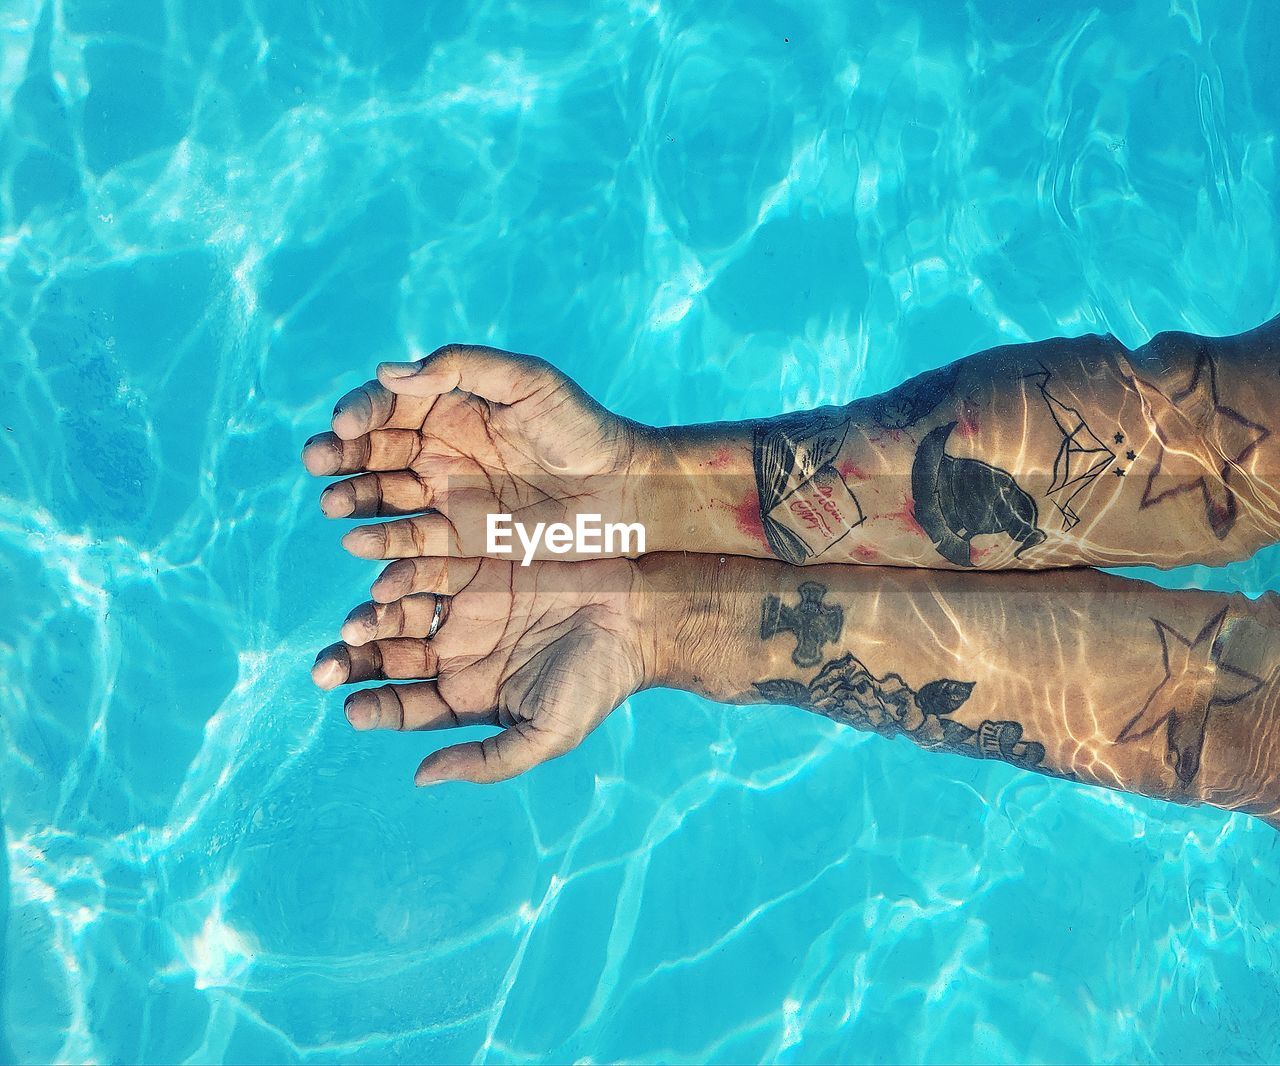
[433,558,641,735]
[302,345,645,558]
[409,387,630,523]
[312,558,646,783]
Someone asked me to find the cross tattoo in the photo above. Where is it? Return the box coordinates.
[760,581,844,668]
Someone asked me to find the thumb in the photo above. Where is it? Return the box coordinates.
[376,344,556,406]
[414,720,577,785]
[416,632,626,786]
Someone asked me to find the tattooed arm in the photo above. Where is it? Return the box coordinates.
[649,315,1280,569]
[315,553,1280,826]
[639,554,1280,825]
[309,316,1280,569]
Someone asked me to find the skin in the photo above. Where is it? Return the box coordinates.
[303,319,1280,571]
[301,347,653,561]
[311,556,647,784]
[310,554,1280,828]
[302,316,1280,823]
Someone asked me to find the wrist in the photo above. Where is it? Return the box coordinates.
[626,423,768,557]
[619,422,670,544]
[632,552,756,695]
[633,552,711,691]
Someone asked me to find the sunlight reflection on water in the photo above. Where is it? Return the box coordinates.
[2,0,1279,1061]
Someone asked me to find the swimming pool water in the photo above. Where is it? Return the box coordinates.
[3,0,1280,1061]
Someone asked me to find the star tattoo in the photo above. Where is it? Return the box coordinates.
[1114,432,1125,444]
[1126,450,1137,462]
[1117,608,1266,787]
[1133,348,1270,539]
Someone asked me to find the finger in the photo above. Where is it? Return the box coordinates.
[319,471,440,519]
[331,381,432,440]
[341,594,451,645]
[371,557,481,603]
[377,344,554,405]
[301,430,421,476]
[414,721,576,785]
[310,639,440,689]
[344,682,497,732]
[341,514,459,560]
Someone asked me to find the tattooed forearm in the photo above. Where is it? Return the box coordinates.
[735,318,1280,570]
[644,555,1280,826]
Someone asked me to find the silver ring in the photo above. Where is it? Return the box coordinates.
[426,595,444,640]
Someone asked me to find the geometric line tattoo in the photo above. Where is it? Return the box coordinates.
[1026,366,1117,530]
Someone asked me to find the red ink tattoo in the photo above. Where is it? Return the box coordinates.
[878,498,925,537]
[732,497,767,545]
[707,447,734,471]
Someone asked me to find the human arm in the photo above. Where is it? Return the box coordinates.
[653,317,1280,569]
[637,554,1280,824]
[312,553,1280,827]
[302,316,1280,569]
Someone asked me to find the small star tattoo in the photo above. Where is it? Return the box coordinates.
[1115,467,1126,477]
[1114,432,1125,444]
[1126,449,1137,461]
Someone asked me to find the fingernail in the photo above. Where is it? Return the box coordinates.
[341,603,376,645]
[311,656,344,690]
[414,770,447,787]
[378,362,416,380]
[320,484,354,518]
[301,435,340,475]
[371,564,408,603]
[342,527,384,559]
[345,694,375,730]
[332,393,372,439]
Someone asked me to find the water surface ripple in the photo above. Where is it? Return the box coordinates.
[1,0,1279,1061]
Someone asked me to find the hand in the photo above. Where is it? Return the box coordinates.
[301,344,653,561]
[310,557,650,783]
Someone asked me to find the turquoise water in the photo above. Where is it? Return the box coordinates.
[3,0,1280,1061]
